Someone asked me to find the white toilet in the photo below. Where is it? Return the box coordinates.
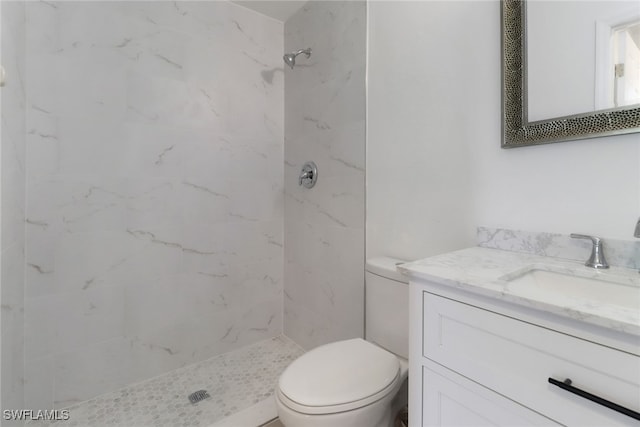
[276,257,409,427]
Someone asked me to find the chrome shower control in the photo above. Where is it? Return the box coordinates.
[299,161,318,189]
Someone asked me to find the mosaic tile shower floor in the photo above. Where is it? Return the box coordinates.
[31,336,303,427]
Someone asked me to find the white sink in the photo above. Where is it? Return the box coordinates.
[500,267,640,312]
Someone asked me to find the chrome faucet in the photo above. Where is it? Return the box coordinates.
[570,234,609,269]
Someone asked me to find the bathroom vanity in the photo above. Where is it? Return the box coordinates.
[400,247,640,427]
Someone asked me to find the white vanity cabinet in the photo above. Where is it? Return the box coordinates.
[409,280,640,427]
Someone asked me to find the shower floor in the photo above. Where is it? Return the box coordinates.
[32,336,303,427]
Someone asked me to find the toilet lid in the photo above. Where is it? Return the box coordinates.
[278,338,400,409]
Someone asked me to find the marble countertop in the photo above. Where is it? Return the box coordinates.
[399,247,640,336]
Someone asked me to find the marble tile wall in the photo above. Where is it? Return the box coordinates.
[478,227,640,270]
[23,1,283,409]
[283,1,366,350]
[1,0,27,421]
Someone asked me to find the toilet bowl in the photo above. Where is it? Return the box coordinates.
[276,257,409,427]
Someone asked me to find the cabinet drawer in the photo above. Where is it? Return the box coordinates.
[423,292,640,426]
[422,361,559,427]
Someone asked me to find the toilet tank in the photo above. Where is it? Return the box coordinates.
[365,257,409,360]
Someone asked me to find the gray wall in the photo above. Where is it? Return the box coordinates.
[283,1,366,350]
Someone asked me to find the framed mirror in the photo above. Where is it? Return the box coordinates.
[502,0,640,148]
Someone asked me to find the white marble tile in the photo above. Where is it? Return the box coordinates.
[182,259,282,313]
[283,1,365,350]
[181,181,234,226]
[1,0,27,417]
[478,226,640,270]
[25,110,60,182]
[401,247,640,336]
[54,58,128,122]
[57,119,127,176]
[26,229,159,298]
[120,123,187,179]
[126,73,218,128]
[24,1,60,56]
[285,67,365,142]
[24,296,55,362]
[2,136,27,251]
[24,356,54,411]
[181,220,283,267]
[313,173,364,229]
[121,295,282,393]
[326,120,366,175]
[1,245,27,414]
[1,302,25,417]
[285,1,366,88]
[124,274,196,344]
[284,224,363,333]
[56,2,136,52]
[25,284,126,360]
[283,300,332,351]
[52,337,142,408]
[23,0,284,408]
[27,177,128,237]
[124,179,184,230]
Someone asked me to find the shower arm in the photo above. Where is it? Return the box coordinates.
[293,48,311,58]
[284,48,312,69]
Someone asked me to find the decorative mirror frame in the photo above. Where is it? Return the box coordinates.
[501,0,640,148]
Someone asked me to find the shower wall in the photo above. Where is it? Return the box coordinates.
[23,1,283,409]
[1,0,27,417]
[283,1,366,350]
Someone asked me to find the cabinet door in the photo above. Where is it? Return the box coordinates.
[422,292,640,426]
[422,362,559,427]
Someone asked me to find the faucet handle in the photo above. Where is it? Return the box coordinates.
[570,233,601,244]
[570,234,609,269]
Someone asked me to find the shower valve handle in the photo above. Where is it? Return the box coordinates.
[299,162,318,189]
[299,171,312,185]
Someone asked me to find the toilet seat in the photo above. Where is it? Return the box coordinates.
[277,338,401,415]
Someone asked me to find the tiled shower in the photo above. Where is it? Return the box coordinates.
[0,0,365,425]
[23,0,285,410]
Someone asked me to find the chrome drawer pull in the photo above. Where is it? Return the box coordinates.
[548,377,640,421]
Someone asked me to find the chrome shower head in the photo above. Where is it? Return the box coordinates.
[283,48,311,69]
[283,53,296,69]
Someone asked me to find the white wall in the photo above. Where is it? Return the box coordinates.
[367,1,640,263]
[24,0,283,409]
[471,132,639,241]
[367,1,479,260]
